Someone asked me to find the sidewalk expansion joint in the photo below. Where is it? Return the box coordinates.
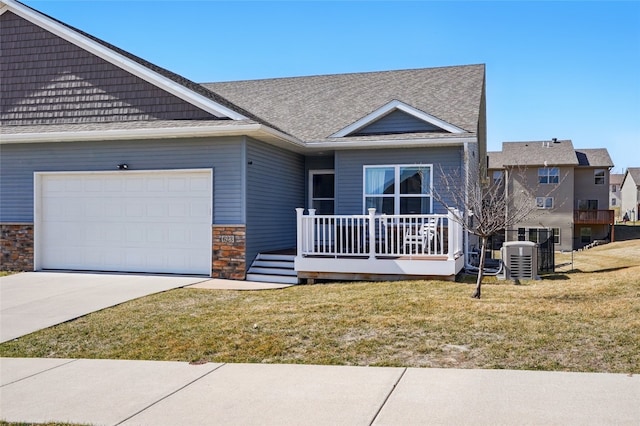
[368,367,407,426]
[113,362,227,425]
[0,358,79,387]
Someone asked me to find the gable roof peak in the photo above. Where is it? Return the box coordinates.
[1,0,258,122]
[330,100,466,138]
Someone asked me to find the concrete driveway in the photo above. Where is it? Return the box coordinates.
[0,272,207,343]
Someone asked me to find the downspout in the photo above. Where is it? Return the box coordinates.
[463,142,471,267]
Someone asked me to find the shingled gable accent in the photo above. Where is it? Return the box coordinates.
[0,0,246,121]
[330,100,466,138]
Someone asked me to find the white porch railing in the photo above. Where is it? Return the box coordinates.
[296,208,464,260]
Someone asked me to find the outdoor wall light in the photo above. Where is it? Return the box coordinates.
[117,164,128,170]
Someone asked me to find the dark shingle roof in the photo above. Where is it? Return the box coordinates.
[624,167,640,187]
[492,140,579,167]
[202,64,485,142]
[610,173,624,185]
[489,141,614,169]
[575,149,614,168]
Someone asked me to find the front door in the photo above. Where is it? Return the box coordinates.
[309,170,335,214]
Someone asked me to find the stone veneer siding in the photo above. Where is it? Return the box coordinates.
[1,223,34,271]
[212,225,246,280]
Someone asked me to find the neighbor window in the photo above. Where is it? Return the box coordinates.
[538,167,559,184]
[594,169,605,185]
[523,228,559,244]
[611,198,616,206]
[611,184,618,192]
[536,196,554,209]
[578,199,598,210]
[364,165,432,214]
[518,228,560,244]
[492,170,504,185]
[580,227,592,244]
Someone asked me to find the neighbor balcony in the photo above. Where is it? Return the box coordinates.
[573,209,615,225]
[295,208,465,282]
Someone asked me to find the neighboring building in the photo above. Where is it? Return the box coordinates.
[488,140,614,251]
[0,0,486,282]
[610,173,624,221]
[620,168,640,222]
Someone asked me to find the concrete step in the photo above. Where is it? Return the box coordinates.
[256,253,296,262]
[246,273,299,285]
[248,267,297,276]
[247,252,298,284]
[251,260,295,269]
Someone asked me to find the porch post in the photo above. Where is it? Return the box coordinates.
[296,208,304,256]
[447,209,455,261]
[368,208,376,259]
[308,209,316,254]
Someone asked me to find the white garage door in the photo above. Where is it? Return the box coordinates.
[35,169,212,275]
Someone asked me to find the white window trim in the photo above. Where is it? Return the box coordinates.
[362,164,433,214]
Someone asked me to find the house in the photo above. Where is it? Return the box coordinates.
[609,173,624,221]
[0,0,485,282]
[620,168,640,223]
[488,140,614,251]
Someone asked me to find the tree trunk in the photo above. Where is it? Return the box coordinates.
[472,236,488,299]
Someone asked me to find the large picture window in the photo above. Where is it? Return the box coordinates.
[364,165,432,214]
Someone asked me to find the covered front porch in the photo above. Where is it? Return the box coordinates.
[294,208,465,282]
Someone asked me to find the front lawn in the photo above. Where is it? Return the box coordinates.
[1,240,638,373]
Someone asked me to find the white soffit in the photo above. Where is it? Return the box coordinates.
[1,0,246,120]
[330,100,466,138]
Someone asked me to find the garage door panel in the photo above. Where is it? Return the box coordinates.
[37,170,212,275]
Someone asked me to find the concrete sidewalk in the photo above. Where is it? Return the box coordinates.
[1,358,638,425]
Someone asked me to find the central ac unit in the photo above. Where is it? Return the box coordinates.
[500,241,538,280]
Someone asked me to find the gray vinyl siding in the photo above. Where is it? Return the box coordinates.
[335,147,464,215]
[0,137,245,224]
[354,110,443,135]
[246,138,305,265]
[574,168,609,211]
[0,11,215,125]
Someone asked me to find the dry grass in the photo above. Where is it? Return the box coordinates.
[1,240,639,373]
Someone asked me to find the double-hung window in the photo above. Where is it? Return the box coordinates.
[594,169,605,185]
[538,167,559,184]
[364,165,432,214]
[536,196,554,209]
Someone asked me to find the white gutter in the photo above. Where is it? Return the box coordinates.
[305,136,478,150]
[0,123,306,150]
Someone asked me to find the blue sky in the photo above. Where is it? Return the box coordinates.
[25,0,640,173]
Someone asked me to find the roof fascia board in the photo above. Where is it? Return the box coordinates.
[2,0,246,120]
[0,123,305,147]
[330,100,467,138]
[306,135,477,150]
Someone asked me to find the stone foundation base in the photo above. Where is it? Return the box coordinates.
[1,223,34,271]
[212,225,246,280]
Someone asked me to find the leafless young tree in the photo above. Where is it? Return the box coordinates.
[434,165,555,299]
